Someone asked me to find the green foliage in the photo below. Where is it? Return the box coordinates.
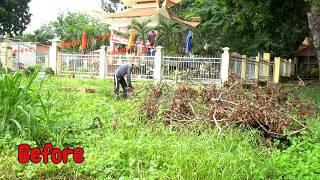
[306,0,320,12]
[17,25,55,45]
[23,66,37,77]
[0,78,319,178]
[131,19,152,46]
[156,21,182,54]
[0,68,13,74]
[273,118,320,178]
[45,67,55,76]
[0,0,32,36]
[53,12,110,51]
[176,0,311,56]
[18,12,110,51]
[100,0,126,13]
[0,71,41,140]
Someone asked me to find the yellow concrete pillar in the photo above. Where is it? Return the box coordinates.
[263,53,270,80]
[274,57,281,83]
[255,56,260,81]
[241,55,247,80]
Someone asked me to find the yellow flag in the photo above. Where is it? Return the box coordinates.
[127,28,135,49]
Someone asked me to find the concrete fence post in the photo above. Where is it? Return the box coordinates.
[288,59,292,77]
[154,46,163,83]
[49,38,60,75]
[263,53,270,80]
[241,55,247,80]
[274,57,281,83]
[99,45,106,79]
[0,38,12,70]
[255,56,260,81]
[221,47,230,83]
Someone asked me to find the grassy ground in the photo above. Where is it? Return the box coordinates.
[0,77,319,179]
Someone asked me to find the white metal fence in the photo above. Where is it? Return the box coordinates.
[246,57,257,80]
[60,52,100,76]
[229,56,243,78]
[162,55,221,83]
[11,42,50,70]
[3,40,294,84]
[105,55,155,80]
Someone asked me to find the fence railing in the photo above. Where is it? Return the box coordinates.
[105,55,155,80]
[60,52,100,76]
[162,55,221,83]
[246,58,257,80]
[229,55,243,79]
[1,39,295,84]
[228,54,291,83]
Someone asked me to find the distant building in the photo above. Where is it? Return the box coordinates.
[93,0,201,52]
[295,37,318,79]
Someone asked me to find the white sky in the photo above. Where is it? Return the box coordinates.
[26,0,103,33]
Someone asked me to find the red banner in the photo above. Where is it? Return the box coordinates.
[60,34,111,49]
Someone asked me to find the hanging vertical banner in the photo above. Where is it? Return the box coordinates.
[82,32,87,49]
[185,30,192,55]
[127,28,136,49]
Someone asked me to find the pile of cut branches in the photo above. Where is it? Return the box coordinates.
[143,74,319,138]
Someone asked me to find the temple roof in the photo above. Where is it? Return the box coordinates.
[168,10,200,27]
[92,0,200,28]
[121,0,181,8]
[296,37,316,57]
[105,7,158,18]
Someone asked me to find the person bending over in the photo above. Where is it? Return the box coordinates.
[113,63,140,98]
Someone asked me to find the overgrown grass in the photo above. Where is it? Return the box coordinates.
[0,77,319,179]
[0,71,44,142]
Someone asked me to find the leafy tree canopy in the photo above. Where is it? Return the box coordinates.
[100,0,126,13]
[0,0,32,36]
[176,0,311,57]
[18,12,110,51]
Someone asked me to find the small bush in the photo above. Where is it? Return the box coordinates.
[23,66,36,76]
[0,67,13,74]
[45,67,55,76]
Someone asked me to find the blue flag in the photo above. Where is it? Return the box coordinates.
[185,30,192,55]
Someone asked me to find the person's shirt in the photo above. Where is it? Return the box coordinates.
[115,64,133,87]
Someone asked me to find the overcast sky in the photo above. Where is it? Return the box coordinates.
[26,0,103,33]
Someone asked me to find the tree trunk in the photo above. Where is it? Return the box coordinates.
[307,11,320,79]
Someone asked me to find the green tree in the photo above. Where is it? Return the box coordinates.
[131,19,152,46]
[176,0,310,57]
[0,0,32,36]
[21,12,110,51]
[17,24,55,45]
[100,0,126,13]
[156,21,179,52]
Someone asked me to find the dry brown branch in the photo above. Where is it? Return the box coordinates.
[143,73,315,140]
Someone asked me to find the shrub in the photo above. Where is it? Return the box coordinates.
[0,67,13,74]
[23,66,36,77]
[45,67,55,76]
